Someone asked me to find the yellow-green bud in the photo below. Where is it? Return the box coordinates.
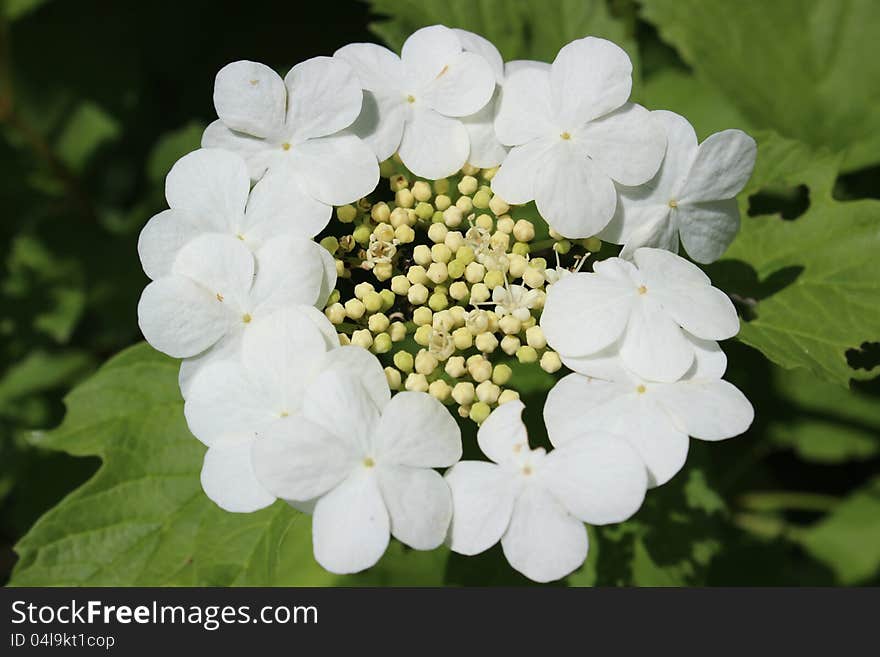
[455,196,473,213]
[394,350,415,373]
[413,306,433,326]
[501,335,521,355]
[476,380,501,404]
[428,292,449,311]
[338,333,351,346]
[413,244,432,266]
[462,163,480,176]
[414,324,432,346]
[449,305,467,326]
[389,207,411,228]
[443,206,463,227]
[490,231,511,252]
[425,222,446,244]
[452,327,473,350]
[449,280,469,300]
[408,283,429,305]
[432,311,455,332]
[508,253,529,278]
[513,219,536,242]
[468,357,493,382]
[445,356,467,378]
[368,312,390,333]
[464,262,486,284]
[444,231,465,253]
[475,213,494,231]
[489,196,509,216]
[434,178,450,195]
[390,173,409,191]
[435,194,452,211]
[390,321,407,342]
[353,224,372,245]
[496,215,514,234]
[482,166,498,181]
[452,381,475,405]
[522,266,546,289]
[415,350,439,376]
[326,289,341,306]
[492,363,513,386]
[526,325,547,350]
[486,311,500,332]
[384,367,402,390]
[351,329,373,349]
[320,236,339,255]
[583,237,602,252]
[345,298,366,320]
[395,224,415,244]
[473,189,491,209]
[363,291,383,313]
[407,265,429,286]
[512,242,531,256]
[335,259,346,277]
[371,202,391,223]
[372,332,392,354]
[454,245,474,265]
[429,379,452,403]
[447,259,466,280]
[484,270,505,290]
[379,289,395,311]
[412,180,432,202]
[470,282,490,303]
[337,204,357,223]
[522,315,536,330]
[415,201,434,220]
[374,262,393,281]
[540,350,562,373]
[474,331,498,353]
[395,188,414,209]
[405,372,429,393]
[499,314,522,335]
[391,275,411,295]
[325,302,346,325]
[426,262,448,285]
[354,282,375,300]
[516,345,538,363]
[458,175,478,196]
[498,389,520,405]
[554,239,572,255]
[469,401,491,424]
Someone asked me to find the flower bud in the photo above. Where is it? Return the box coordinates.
[415,201,434,220]
[412,180,432,202]
[473,189,491,209]
[526,325,547,350]
[363,291,383,313]
[583,237,602,252]
[408,283,429,305]
[429,379,452,403]
[516,345,538,363]
[513,219,536,242]
[371,202,391,223]
[395,188,414,209]
[395,224,415,244]
[338,333,351,346]
[344,298,366,320]
[522,266,546,289]
[475,213,494,231]
[512,242,530,256]
[554,239,572,255]
[470,282,490,303]
[461,163,479,176]
[351,329,373,349]
[476,381,501,404]
[490,231,510,252]
[498,389,520,405]
[368,313,390,333]
[492,363,512,386]
[389,207,411,228]
[434,178,450,195]
[489,195,509,216]
[428,292,448,311]
[452,327,473,350]
[431,243,452,264]
[413,244,432,266]
[337,204,357,223]
[443,206,463,227]
[405,373,429,393]
[426,262,448,285]
[464,261,486,284]
[540,350,562,373]
[449,280,469,300]
[435,194,452,211]
[496,215,514,234]
[445,355,467,378]
[390,173,409,191]
[469,401,491,424]
[468,357,493,383]
[384,367,402,390]
[394,350,414,373]
[391,275,411,295]
[455,196,473,213]
[372,332,392,354]
[407,265,429,286]
[390,321,407,342]
[325,302,346,325]
[354,282,375,300]
[474,331,498,353]
[413,306,433,326]
[374,263,393,281]
[484,270,505,290]
[499,314,522,335]
[353,224,372,245]
[414,324,432,346]
[452,381,475,405]
[458,175,478,196]
[446,259,466,280]
[415,350,439,375]
[500,335,521,355]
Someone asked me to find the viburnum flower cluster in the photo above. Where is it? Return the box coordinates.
[136,25,757,582]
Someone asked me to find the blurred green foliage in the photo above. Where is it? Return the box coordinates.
[2,0,879,586]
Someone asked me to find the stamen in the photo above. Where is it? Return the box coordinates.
[242,313,252,323]
[216,293,224,302]
[363,457,375,468]
[636,384,647,394]
[638,285,648,295]
[406,94,416,104]
[436,64,449,78]
[668,199,678,208]
[281,142,291,151]
[560,131,571,140]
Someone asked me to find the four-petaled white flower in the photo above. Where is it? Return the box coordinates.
[544,336,753,486]
[600,111,757,264]
[203,56,379,205]
[541,247,738,382]
[139,148,332,280]
[445,400,647,583]
[183,307,382,512]
[252,364,462,574]
[334,24,496,179]
[137,231,335,367]
[492,284,540,321]
[491,37,666,239]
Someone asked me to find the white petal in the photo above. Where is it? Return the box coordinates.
[165,148,249,231]
[453,28,504,83]
[372,391,461,467]
[686,336,728,379]
[285,56,363,141]
[541,432,646,525]
[333,43,403,93]
[617,208,679,261]
[401,24,461,88]
[347,90,406,161]
[171,234,255,310]
[535,141,617,238]
[446,461,517,556]
[320,344,391,409]
[137,277,231,358]
[137,209,201,280]
[302,369,379,455]
[461,95,508,168]
[476,400,529,465]
[315,241,338,309]
[288,132,379,206]
[252,417,358,501]
[240,306,331,410]
[201,120,280,181]
[398,107,469,179]
[242,168,332,243]
[655,379,754,441]
[634,246,709,286]
[490,137,556,204]
[541,272,634,357]
[578,103,666,186]
[213,61,286,139]
[544,374,632,447]
[177,330,243,399]
[559,343,634,381]
[676,199,740,264]
[501,484,588,583]
[620,297,695,382]
[680,129,757,202]
[651,110,700,198]
[312,469,390,574]
[185,361,278,446]
[422,51,496,117]
[551,37,632,126]
[378,465,452,550]
[614,395,689,487]
[249,235,326,312]
[201,437,276,513]
[494,65,554,145]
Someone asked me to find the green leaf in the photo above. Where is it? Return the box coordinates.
[794,477,880,584]
[366,0,639,83]
[710,132,880,385]
[54,101,120,173]
[146,121,206,185]
[765,367,880,463]
[640,0,880,171]
[10,343,447,586]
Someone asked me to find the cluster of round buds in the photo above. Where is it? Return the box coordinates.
[319,157,602,424]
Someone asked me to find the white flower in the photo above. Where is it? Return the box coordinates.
[541,247,738,382]
[202,56,379,205]
[334,24,496,179]
[600,111,757,264]
[183,307,370,512]
[137,231,335,362]
[492,284,539,321]
[138,148,332,280]
[544,337,754,487]
[252,368,462,575]
[445,400,646,583]
[491,37,666,238]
